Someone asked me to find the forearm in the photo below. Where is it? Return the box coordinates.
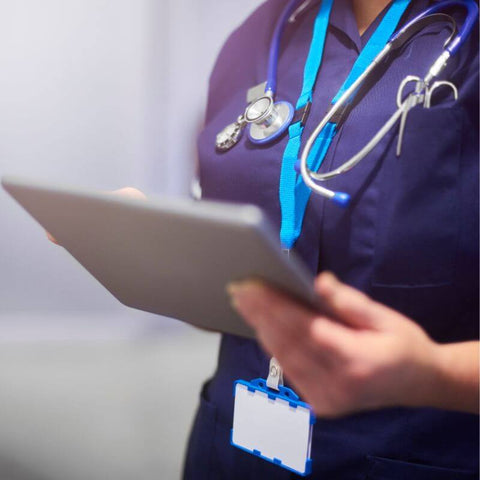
[427,341,479,414]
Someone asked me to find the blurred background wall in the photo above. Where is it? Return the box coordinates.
[0,1,260,478]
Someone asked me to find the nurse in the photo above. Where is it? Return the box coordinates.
[184,0,479,479]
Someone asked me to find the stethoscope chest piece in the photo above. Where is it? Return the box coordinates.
[216,95,295,152]
[246,96,294,145]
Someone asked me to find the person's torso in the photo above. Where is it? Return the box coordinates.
[195,1,479,477]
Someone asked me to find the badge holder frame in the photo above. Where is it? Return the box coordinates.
[231,378,315,476]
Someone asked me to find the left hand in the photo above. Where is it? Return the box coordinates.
[227,272,442,417]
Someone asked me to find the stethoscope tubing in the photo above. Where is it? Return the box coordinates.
[301,13,456,182]
[300,1,478,200]
[266,0,303,95]
[393,0,479,56]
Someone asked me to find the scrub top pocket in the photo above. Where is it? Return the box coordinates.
[365,455,478,480]
[372,105,463,288]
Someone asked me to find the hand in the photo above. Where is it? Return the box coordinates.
[228,273,479,417]
[110,187,147,201]
[46,186,147,245]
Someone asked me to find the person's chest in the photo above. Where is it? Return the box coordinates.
[197,0,476,292]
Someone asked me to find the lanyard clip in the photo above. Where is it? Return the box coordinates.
[266,357,284,391]
[292,101,312,127]
[328,102,350,126]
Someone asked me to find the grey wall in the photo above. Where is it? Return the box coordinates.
[0,331,220,480]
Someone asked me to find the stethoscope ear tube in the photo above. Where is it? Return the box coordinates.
[446,0,478,55]
[403,0,479,56]
[266,0,304,95]
[215,0,302,152]
[389,13,457,51]
[298,42,392,199]
[300,2,478,205]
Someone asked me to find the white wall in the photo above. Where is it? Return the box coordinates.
[0,0,261,334]
[0,2,262,479]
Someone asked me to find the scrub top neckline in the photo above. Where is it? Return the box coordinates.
[329,0,408,51]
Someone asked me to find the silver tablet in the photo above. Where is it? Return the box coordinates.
[2,176,320,339]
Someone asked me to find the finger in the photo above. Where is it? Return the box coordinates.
[254,318,354,418]
[315,272,386,330]
[46,231,60,246]
[310,316,357,357]
[227,281,339,366]
[233,282,360,362]
[252,310,336,392]
[228,281,340,360]
[227,281,365,416]
[228,281,315,337]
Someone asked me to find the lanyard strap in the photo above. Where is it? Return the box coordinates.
[279,0,411,250]
[297,0,335,108]
[279,0,334,250]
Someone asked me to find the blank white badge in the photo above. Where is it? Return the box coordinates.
[231,380,314,476]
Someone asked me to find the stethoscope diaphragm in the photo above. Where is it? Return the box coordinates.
[215,95,295,151]
[246,96,294,145]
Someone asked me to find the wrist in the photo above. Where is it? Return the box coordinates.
[415,341,479,413]
[398,339,445,409]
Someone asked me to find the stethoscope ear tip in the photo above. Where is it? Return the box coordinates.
[294,161,351,207]
[331,192,351,207]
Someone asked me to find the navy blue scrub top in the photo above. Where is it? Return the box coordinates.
[184,1,479,479]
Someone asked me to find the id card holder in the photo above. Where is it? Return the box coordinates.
[231,377,315,476]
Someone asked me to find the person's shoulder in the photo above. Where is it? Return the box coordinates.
[205,1,281,121]
[214,0,281,61]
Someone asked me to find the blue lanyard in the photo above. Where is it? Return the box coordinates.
[279,0,412,250]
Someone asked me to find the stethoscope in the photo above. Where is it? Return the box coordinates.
[215,0,300,151]
[216,0,478,205]
[301,0,478,203]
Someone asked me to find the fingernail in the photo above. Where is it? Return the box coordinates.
[226,280,257,294]
[324,271,337,281]
[226,283,248,313]
[226,282,243,297]
[316,271,338,296]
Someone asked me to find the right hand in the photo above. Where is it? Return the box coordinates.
[46,186,147,245]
